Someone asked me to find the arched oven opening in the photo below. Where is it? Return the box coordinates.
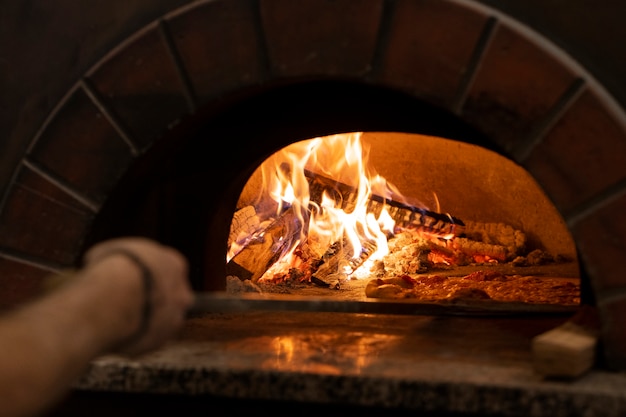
[84,77,586,302]
[83,80,505,291]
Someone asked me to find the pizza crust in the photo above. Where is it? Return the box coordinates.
[365,270,580,306]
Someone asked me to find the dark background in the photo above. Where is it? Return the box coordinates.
[2,0,626,198]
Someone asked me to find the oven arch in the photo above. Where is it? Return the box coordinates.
[1,0,626,369]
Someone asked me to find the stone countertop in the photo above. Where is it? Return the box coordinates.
[74,312,626,417]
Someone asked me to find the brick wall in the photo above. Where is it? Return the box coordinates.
[2,0,626,369]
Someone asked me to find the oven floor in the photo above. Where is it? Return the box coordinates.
[48,311,626,417]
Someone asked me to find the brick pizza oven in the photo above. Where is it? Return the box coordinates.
[2,0,626,414]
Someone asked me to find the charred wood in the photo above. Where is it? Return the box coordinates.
[311,238,378,286]
[456,221,527,261]
[301,166,465,238]
[228,205,260,249]
[226,207,302,282]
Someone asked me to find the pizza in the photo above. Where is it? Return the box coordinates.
[365,270,580,306]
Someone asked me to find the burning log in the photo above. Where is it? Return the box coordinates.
[226,207,302,282]
[305,167,538,268]
[226,204,379,285]
[311,238,378,287]
[303,167,465,238]
[228,165,467,284]
[228,166,533,285]
[228,205,260,249]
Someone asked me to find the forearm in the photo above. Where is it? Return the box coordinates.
[0,256,143,417]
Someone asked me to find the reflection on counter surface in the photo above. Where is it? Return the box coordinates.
[57,311,626,417]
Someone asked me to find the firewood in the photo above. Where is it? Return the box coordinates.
[229,166,465,283]
[228,205,260,248]
[226,207,302,282]
[461,221,527,260]
[301,166,465,238]
[531,305,600,378]
[311,238,377,285]
[450,237,508,262]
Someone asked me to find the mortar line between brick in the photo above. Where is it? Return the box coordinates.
[565,176,626,227]
[25,84,81,155]
[158,19,197,113]
[513,78,587,164]
[451,16,498,115]
[0,246,65,274]
[3,85,81,218]
[79,78,140,157]
[22,158,100,213]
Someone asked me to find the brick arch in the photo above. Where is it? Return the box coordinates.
[1,0,626,369]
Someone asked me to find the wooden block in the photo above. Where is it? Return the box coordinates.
[226,207,299,282]
[531,305,600,378]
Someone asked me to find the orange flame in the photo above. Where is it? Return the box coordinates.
[237,132,400,281]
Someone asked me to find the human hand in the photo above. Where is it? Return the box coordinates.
[83,237,194,356]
